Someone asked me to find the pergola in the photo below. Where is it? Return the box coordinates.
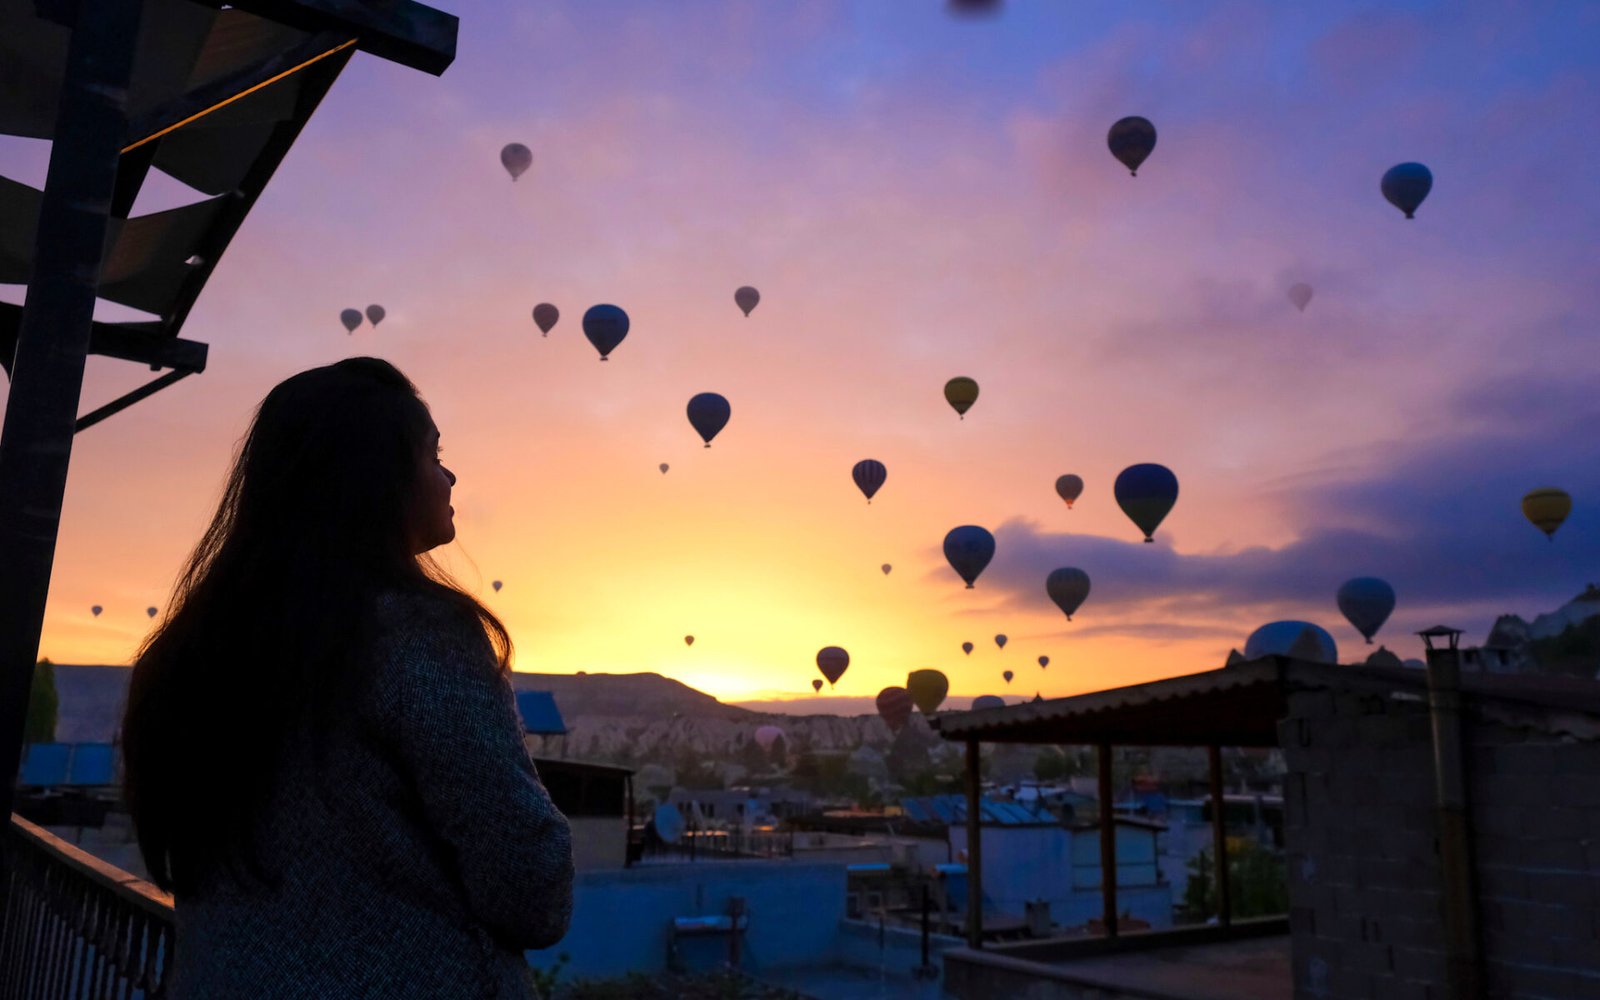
[0,0,457,836]
[931,658,1292,949]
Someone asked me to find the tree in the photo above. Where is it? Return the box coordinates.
[1184,838,1289,921]
[25,658,58,744]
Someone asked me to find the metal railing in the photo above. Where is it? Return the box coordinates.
[1,815,173,999]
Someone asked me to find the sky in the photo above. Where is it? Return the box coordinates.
[4,0,1599,711]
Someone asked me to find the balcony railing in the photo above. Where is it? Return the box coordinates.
[1,815,174,999]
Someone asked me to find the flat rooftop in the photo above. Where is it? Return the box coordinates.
[1042,934,1290,1000]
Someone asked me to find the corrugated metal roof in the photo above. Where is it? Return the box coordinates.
[934,656,1600,746]
[900,794,1059,826]
[515,691,567,735]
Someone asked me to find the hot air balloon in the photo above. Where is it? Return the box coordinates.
[364,305,385,327]
[817,646,849,686]
[734,286,760,316]
[1522,488,1571,540]
[754,725,785,751]
[948,0,1001,14]
[881,564,892,575]
[1107,116,1157,176]
[1055,474,1083,509]
[1002,670,1014,684]
[944,377,979,419]
[533,303,559,336]
[339,309,362,334]
[906,669,949,715]
[501,142,532,182]
[1046,567,1091,621]
[146,607,157,618]
[1381,162,1432,219]
[687,393,731,447]
[1288,284,1313,312]
[582,304,629,360]
[659,463,669,474]
[971,695,1005,711]
[852,459,887,503]
[812,679,824,693]
[876,687,914,732]
[1244,621,1337,665]
[943,525,995,588]
[994,634,1007,649]
[1336,577,1396,644]
[492,580,503,593]
[1038,655,1049,669]
[962,642,974,655]
[1114,463,1179,542]
[685,635,695,646]
[91,606,102,617]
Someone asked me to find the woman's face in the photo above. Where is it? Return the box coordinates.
[411,422,456,553]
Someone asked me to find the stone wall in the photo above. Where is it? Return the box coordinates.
[1280,684,1600,1000]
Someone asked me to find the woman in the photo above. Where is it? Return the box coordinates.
[119,358,573,998]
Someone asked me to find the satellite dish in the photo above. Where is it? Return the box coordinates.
[653,804,685,844]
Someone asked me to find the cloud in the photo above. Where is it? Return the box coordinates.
[966,365,1600,642]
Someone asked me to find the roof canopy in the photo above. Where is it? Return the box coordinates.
[933,656,1600,747]
[0,0,455,414]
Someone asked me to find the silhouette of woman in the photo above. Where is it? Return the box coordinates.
[120,358,572,998]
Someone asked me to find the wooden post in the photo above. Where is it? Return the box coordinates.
[0,0,144,837]
[964,738,983,949]
[1098,743,1117,938]
[1208,745,1231,928]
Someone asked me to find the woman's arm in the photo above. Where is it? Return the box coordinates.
[381,605,574,950]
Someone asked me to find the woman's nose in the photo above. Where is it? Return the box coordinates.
[444,466,457,486]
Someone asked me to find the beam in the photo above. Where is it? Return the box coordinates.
[121,32,356,154]
[963,739,983,949]
[0,0,143,882]
[1097,743,1117,939]
[220,0,458,76]
[76,370,195,434]
[1208,745,1231,928]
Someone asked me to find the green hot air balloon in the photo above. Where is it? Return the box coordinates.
[1114,463,1178,543]
[944,377,979,419]
[906,669,949,715]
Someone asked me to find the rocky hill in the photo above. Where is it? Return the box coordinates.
[43,665,902,764]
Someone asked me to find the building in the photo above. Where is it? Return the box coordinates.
[931,651,1600,1000]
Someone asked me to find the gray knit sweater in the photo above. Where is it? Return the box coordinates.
[166,592,574,998]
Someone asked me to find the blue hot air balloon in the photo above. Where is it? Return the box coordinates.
[1244,621,1338,665]
[971,695,1005,711]
[1381,163,1432,219]
[943,525,995,589]
[1114,464,1179,543]
[686,393,730,447]
[852,459,887,503]
[582,304,629,360]
[1336,577,1396,644]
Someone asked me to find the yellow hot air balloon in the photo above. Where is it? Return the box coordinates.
[944,377,979,420]
[1522,488,1571,540]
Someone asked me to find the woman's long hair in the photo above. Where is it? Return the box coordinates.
[119,358,510,896]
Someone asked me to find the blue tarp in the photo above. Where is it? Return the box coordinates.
[67,743,115,785]
[901,794,1058,826]
[19,743,70,787]
[514,691,567,735]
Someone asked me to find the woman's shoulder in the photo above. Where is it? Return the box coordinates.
[373,588,494,662]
